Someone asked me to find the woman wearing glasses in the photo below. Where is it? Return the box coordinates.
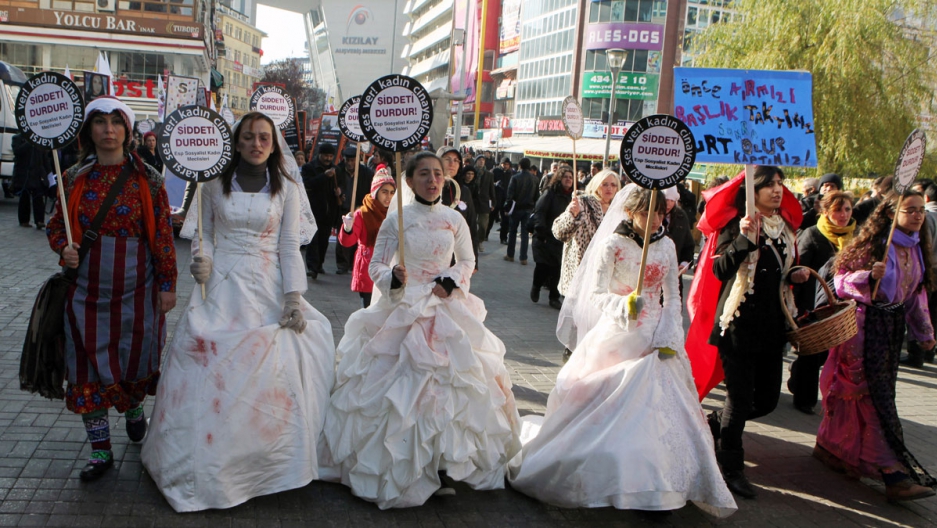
[814,191,937,502]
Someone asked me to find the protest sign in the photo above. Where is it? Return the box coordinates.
[249,84,295,130]
[620,114,696,190]
[157,105,233,183]
[893,129,926,195]
[338,96,365,142]
[16,71,86,245]
[166,75,199,113]
[562,96,584,140]
[673,68,816,167]
[358,74,433,152]
[83,71,109,102]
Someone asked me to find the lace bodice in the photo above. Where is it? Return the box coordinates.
[370,201,475,302]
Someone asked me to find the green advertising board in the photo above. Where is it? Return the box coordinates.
[581,72,660,100]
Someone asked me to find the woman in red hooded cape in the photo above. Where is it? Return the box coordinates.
[685,167,804,499]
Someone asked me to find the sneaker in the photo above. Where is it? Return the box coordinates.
[433,486,456,497]
[503,256,514,262]
[35,223,45,230]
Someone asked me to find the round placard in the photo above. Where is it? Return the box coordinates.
[15,71,85,150]
[893,129,926,195]
[620,114,696,190]
[562,96,584,140]
[249,84,295,130]
[338,96,364,142]
[358,74,433,152]
[221,107,235,126]
[360,141,373,155]
[158,105,234,183]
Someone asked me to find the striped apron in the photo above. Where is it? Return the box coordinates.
[64,235,164,414]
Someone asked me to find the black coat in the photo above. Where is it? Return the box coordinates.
[532,186,571,266]
[336,162,375,214]
[794,226,836,313]
[471,167,496,213]
[136,146,163,173]
[665,206,696,264]
[301,158,339,227]
[12,135,51,194]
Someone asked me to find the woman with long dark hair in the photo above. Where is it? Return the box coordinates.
[142,112,336,511]
[686,166,808,499]
[530,165,574,309]
[814,191,936,502]
[322,152,520,509]
[46,97,178,481]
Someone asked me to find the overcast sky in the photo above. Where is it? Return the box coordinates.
[256,5,307,64]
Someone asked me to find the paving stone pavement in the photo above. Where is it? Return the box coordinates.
[1,198,937,527]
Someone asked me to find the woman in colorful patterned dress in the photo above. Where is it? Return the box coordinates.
[814,191,937,502]
[46,96,178,481]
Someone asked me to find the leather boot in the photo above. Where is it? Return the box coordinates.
[707,411,721,445]
[901,342,926,368]
[716,449,757,499]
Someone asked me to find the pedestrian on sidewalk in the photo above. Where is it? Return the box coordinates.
[472,155,496,252]
[814,190,937,502]
[301,143,339,278]
[338,170,395,307]
[142,112,336,511]
[45,96,178,481]
[136,131,163,173]
[530,165,573,309]
[788,191,855,413]
[321,152,521,508]
[12,133,51,229]
[504,157,538,264]
[685,166,808,499]
[509,188,736,517]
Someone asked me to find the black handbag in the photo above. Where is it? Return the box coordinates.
[20,162,133,399]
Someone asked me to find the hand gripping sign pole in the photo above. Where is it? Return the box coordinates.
[338,96,366,211]
[562,96,585,194]
[871,129,927,299]
[15,72,86,246]
[157,105,234,299]
[358,74,434,269]
[620,114,697,308]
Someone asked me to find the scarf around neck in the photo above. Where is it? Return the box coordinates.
[359,194,388,247]
[816,214,856,251]
[719,213,797,333]
[877,228,925,303]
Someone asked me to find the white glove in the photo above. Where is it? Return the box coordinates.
[341,214,354,232]
[190,255,212,284]
[278,291,306,334]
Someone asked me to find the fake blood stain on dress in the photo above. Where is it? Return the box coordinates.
[250,388,294,443]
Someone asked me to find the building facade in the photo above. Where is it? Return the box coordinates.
[215,1,265,117]
[0,0,214,118]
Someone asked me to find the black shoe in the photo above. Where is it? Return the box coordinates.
[901,354,925,369]
[549,299,563,310]
[707,411,721,444]
[79,453,113,482]
[926,347,936,364]
[35,223,45,230]
[562,347,573,363]
[336,268,349,275]
[530,284,540,303]
[794,403,816,415]
[723,470,757,499]
[307,269,318,280]
[126,415,147,443]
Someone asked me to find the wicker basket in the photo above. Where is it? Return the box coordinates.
[783,266,858,356]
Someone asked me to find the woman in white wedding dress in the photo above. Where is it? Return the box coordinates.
[509,187,736,517]
[321,151,521,509]
[141,112,336,512]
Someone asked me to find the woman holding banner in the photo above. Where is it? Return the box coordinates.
[685,166,807,499]
[814,191,936,502]
[46,96,178,481]
[142,112,336,512]
[321,152,521,509]
[509,188,736,517]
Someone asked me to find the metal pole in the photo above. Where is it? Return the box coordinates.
[473,0,488,133]
[454,1,470,149]
[603,69,618,168]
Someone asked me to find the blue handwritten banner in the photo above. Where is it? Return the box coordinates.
[673,68,817,167]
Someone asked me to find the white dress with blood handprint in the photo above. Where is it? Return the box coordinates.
[142,178,336,512]
[509,231,736,517]
[320,200,521,509]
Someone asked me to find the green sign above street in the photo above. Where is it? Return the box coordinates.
[581,72,660,101]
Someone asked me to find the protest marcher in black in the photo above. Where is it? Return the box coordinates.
[12,133,51,229]
[301,143,339,278]
[493,158,513,243]
[437,147,477,267]
[539,161,559,195]
[136,131,163,173]
[531,166,573,309]
[663,185,695,299]
[677,181,698,226]
[504,157,539,264]
[335,146,374,275]
[473,155,496,252]
[853,175,892,226]
[789,191,855,412]
[706,166,808,499]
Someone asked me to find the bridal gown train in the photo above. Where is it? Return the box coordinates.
[509,230,736,517]
[142,177,336,512]
[320,200,521,509]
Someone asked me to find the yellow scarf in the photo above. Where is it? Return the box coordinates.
[816,214,856,252]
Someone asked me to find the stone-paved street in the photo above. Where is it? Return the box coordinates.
[2,198,937,526]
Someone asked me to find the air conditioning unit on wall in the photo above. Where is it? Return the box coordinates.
[97,0,116,12]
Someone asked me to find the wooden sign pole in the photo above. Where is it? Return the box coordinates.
[350,143,361,210]
[744,164,757,243]
[872,201,903,299]
[634,189,659,298]
[51,150,73,246]
[395,152,405,268]
[572,139,578,194]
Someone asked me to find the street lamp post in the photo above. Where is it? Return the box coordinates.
[603,48,628,170]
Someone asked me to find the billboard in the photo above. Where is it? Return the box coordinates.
[500,0,522,54]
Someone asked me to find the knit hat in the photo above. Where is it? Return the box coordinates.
[370,168,396,199]
[318,143,336,155]
[819,173,842,191]
[82,96,135,148]
[663,186,680,201]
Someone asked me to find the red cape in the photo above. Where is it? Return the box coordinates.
[686,170,803,400]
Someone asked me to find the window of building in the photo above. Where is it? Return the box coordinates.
[116,51,167,81]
